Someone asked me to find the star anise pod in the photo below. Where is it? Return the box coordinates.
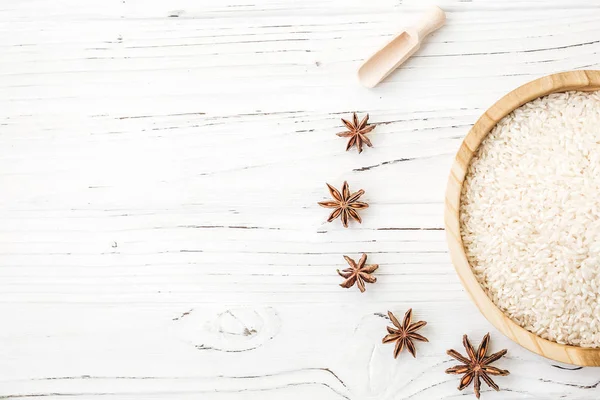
[446,333,509,399]
[337,112,375,153]
[338,253,378,292]
[318,181,368,228]
[382,309,428,358]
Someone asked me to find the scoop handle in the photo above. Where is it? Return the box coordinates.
[414,6,446,38]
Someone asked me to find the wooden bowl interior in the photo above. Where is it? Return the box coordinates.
[445,70,600,366]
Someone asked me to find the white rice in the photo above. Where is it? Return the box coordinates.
[460,91,600,348]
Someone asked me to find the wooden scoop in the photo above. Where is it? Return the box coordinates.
[358,6,446,88]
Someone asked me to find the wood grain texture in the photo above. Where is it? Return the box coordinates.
[2,0,600,398]
[445,70,600,367]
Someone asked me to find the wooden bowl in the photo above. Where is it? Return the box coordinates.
[445,70,600,366]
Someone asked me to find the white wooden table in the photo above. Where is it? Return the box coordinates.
[2,0,600,398]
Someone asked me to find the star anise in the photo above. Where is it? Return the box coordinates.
[337,112,375,153]
[318,181,368,228]
[382,309,428,358]
[337,253,378,292]
[446,333,509,399]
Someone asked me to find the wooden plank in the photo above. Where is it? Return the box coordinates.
[1,0,600,398]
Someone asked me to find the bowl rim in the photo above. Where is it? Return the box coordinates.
[444,70,600,366]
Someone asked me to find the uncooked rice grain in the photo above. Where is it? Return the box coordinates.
[460,91,600,347]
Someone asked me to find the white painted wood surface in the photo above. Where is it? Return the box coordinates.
[1,0,600,398]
